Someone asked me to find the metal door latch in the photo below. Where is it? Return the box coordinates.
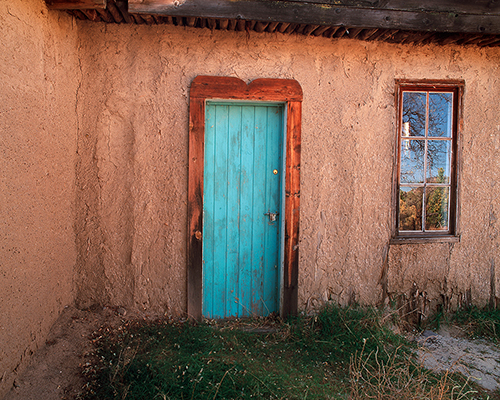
[264,212,279,222]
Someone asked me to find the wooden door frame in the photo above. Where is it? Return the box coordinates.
[187,76,302,320]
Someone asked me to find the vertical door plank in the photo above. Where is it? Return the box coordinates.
[263,105,283,313]
[226,105,243,317]
[187,98,205,320]
[212,105,230,318]
[202,104,216,317]
[252,106,268,315]
[283,100,301,316]
[239,105,256,316]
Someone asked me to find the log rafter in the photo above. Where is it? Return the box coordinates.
[49,0,500,47]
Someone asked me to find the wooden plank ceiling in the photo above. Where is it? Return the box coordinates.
[46,0,500,47]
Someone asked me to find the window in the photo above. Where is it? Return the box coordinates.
[393,81,463,242]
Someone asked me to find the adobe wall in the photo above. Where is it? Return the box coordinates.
[0,1,78,397]
[75,21,500,318]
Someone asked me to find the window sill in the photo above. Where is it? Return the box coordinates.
[390,235,460,245]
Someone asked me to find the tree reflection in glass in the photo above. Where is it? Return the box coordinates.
[427,140,451,184]
[401,139,424,183]
[399,187,423,231]
[402,92,426,137]
[429,93,452,138]
[425,186,450,230]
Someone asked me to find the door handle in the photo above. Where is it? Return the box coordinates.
[264,212,279,222]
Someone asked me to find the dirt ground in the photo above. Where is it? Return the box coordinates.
[417,328,500,393]
[2,306,135,400]
[3,306,500,400]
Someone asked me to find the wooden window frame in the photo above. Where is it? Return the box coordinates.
[187,76,303,319]
[391,79,464,244]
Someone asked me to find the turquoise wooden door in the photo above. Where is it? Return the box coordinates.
[203,102,284,318]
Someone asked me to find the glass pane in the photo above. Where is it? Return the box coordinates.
[429,92,452,138]
[402,92,426,137]
[401,139,424,183]
[427,140,451,184]
[425,187,450,230]
[399,187,423,231]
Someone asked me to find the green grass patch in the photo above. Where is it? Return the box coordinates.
[453,306,500,342]
[79,304,487,400]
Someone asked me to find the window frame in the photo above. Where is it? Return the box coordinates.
[391,80,463,244]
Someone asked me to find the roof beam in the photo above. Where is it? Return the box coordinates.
[128,0,500,34]
[279,0,500,15]
[46,0,107,9]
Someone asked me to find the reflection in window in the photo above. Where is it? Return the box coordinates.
[429,93,452,138]
[425,187,449,230]
[398,89,455,234]
[400,140,424,183]
[402,92,426,137]
[399,187,423,231]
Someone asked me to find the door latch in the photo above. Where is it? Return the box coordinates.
[264,212,279,222]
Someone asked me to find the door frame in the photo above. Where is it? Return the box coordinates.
[187,76,302,320]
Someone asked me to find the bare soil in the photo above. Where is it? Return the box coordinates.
[417,328,500,393]
[3,306,500,400]
[2,306,133,400]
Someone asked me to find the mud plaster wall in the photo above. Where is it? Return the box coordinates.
[74,22,500,317]
[0,0,78,397]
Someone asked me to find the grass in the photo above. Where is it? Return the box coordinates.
[453,306,500,342]
[349,343,481,399]
[79,304,489,400]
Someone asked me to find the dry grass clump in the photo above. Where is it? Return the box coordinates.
[349,341,479,400]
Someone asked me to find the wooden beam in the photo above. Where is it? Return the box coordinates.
[46,0,106,9]
[311,25,330,36]
[128,0,500,34]
[81,9,100,21]
[254,21,269,32]
[107,2,124,22]
[96,8,114,22]
[478,34,500,46]
[228,19,237,30]
[323,26,340,38]
[303,24,320,35]
[277,22,291,33]
[284,0,500,15]
[115,0,132,23]
[359,28,379,40]
[265,21,280,32]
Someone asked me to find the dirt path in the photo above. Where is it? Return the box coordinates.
[3,306,128,400]
[417,328,500,393]
[3,307,500,399]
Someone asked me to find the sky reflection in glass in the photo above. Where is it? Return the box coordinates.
[402,92,426,137]
[401,140,424,183]
[429,93,452,138]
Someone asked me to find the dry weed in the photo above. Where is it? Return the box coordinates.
[349,340,479,400]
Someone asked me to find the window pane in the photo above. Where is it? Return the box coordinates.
[402,92,426,137]
[401,139,424,183]
[425,187,450,230]
[429,93,452,138]
[399,187,423,231]
[427,140,451,184]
